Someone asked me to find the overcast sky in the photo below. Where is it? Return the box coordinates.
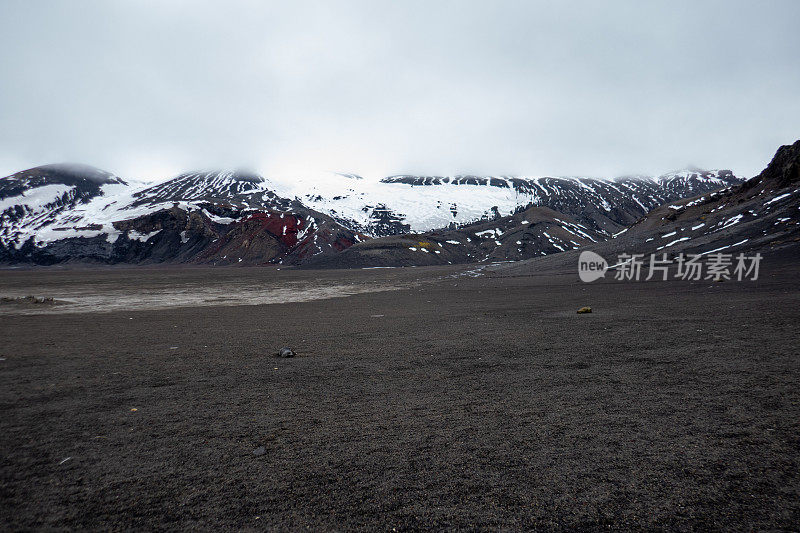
[1,0,799,182]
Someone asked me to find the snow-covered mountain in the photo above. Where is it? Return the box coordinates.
[0,166,365,265]
[0,163,742,266]
[130,170,294,211]
[601,140,800,258]
[273,169,741,237]
[304,204,610,269]
[0,164,131,250]
[491,140,800,277]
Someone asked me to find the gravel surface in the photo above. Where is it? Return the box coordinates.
[1,262,798,530]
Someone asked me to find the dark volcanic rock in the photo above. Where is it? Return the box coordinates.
[500,139,800,272]
[745,139,800,190]
[303,205,607,269]
[277,347,295,358]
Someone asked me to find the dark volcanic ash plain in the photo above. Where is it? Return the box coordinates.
[1,256,799,531]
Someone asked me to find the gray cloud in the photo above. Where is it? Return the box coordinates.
[1,0,799,181]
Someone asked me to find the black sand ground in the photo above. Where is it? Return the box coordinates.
[1,262,799,530]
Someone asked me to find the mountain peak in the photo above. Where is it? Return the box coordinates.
[757,139,800,188]
[3,163,123,185]
[173,169,265,183]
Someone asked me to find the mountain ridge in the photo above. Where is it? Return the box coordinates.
[490,140,800,276]
[0,162,745,266]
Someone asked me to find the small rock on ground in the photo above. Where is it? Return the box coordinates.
[277,347,295,358]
